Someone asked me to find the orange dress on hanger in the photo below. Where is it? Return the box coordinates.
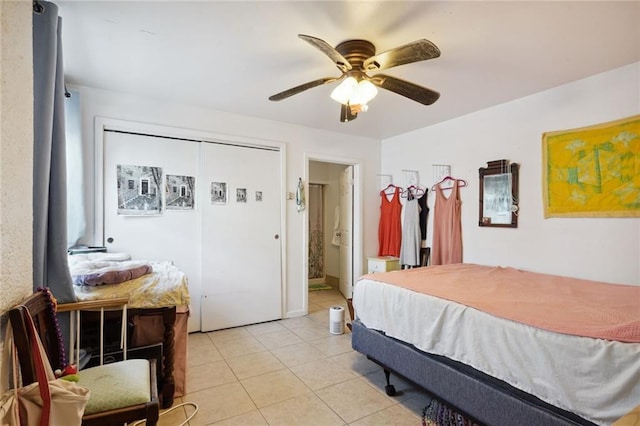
[432,180,463,265]
[378,186,402,257]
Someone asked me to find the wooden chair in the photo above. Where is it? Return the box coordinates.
[8,291,160,425]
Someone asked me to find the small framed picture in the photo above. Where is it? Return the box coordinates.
[211,182,227,205]
[236,188,247,203]
[166,175,195,210]
[255,191,263,202]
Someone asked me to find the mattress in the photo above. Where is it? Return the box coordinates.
[73,260,191,309]
[353,267,640,425]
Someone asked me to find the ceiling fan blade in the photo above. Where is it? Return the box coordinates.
[363,39,440,72]
[340,104,358,122]
[269,77,339,101]
[298,34,352,73]
[370,74,440,105]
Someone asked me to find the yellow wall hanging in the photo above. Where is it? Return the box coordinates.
[542,114,640,218]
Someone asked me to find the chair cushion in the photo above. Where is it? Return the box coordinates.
[78,359,151,415]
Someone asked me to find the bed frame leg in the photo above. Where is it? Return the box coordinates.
[383,369,397,396]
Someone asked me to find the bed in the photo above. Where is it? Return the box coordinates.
[351,263,640,425]
[67,253,191,408]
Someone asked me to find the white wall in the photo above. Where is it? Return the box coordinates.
[382,62,640,285]
[0,1,34,311]
[71,85,381,325]
[0,1,34,362]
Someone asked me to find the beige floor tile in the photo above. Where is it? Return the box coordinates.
[241,369,312,408]
[245,321,287,336]
[254,329,304,349]
[279,316,317,330]
[307,308,331,324]
[270,341,327,368]
[225,350,286,380]
[310,333,354,357]
[308,302,326,315]
[215,336,267,359]
[188,342,223,367]
[210,409,268,426]
[184,382,256,425]
[349,404,420,426]
[187,360,237,393]
[188,331,217,348]
[181,290,430,425]
[259,393,345,426]
[290,323,331,342]
[207,327,251,345]
[331,351,382,377]
[290,357,357,390]
[315,378,395,423]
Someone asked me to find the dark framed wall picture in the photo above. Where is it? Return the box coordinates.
[479,160,519,228]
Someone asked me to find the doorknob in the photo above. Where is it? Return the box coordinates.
[274,234,279,240]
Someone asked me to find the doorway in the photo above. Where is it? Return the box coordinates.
[305,155,362,314]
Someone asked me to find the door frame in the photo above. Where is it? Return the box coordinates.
[94,117,287,332]
[303,153,363,314]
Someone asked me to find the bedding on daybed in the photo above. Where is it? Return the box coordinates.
[353,263,640,425]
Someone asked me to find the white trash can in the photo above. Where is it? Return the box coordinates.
[329,306,345,335]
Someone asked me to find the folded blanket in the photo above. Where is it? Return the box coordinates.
[68,252,132,266]
[71,260,152,286]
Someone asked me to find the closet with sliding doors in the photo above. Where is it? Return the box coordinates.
[98,120,284,332]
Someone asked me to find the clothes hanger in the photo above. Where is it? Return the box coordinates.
[401,185,425,199]
[431,176,467,191]
[380,183,400,196]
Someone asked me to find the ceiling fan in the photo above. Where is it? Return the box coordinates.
[269,34,441,122]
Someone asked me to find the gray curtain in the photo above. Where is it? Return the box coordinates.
[33,1,75,302]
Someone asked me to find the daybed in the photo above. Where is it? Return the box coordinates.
[351,263,640,425]
[67,254,191,408]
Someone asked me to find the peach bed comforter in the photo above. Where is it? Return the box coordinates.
[360,263,640,342]
[354,264,640,425]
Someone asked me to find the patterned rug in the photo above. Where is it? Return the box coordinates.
[422,398,481,426]
[309,283,333,291]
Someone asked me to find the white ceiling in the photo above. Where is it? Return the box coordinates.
[57,1,640,140]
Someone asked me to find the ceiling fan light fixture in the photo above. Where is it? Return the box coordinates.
[330,77,378,113]
[351,80,378,106]
[330,76,358,104]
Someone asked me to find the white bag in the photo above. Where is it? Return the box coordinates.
[13,307,91,426]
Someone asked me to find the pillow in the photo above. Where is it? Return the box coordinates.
[71,261,153,286]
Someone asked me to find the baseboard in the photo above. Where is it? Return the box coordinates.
[325,275,339,288]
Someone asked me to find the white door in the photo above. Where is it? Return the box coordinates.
[339,166,354,299]
[103,131,202,331]
[200,142,282,331]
